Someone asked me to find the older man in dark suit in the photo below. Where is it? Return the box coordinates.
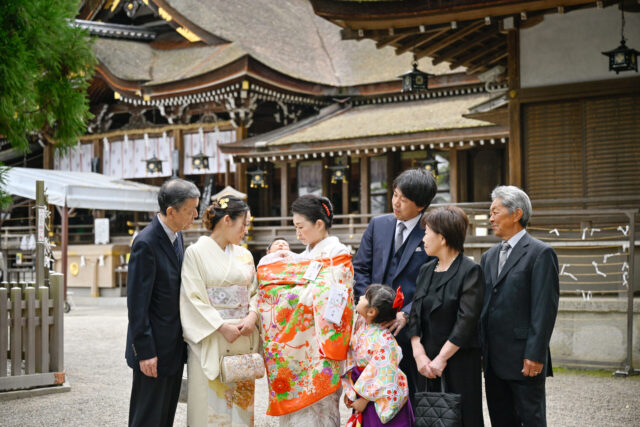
[353,168,437,405]
[126,178,199,427]
[480,185,559,427]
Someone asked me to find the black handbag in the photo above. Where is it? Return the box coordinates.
[414,374,462,427]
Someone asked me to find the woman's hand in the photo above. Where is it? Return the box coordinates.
[351,397,368,413]
[238,311,259,336]
[218,323,241,343]
[429,355,447,377]
[344,394,353,408]
[415,353,436,379]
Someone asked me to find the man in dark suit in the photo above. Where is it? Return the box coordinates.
[353,168,437,404]
[480,185,559,427]
[126,178,200,427]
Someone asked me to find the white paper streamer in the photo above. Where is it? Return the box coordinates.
[592,261,607,277]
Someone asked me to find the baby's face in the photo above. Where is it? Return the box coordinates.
[268,240,290,253]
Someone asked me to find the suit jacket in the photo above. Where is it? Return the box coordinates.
[353,213,431,315]
[125,215,186,377]
[480,232,559,380]
[406,254,485,358]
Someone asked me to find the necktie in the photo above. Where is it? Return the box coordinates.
[172,235,182,262]
[395,222,406,253]
[498,241,510,275]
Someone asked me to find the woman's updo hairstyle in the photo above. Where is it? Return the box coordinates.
[202,196,249,231]
[291,194,334,229]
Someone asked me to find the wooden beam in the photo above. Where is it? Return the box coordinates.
[450,39,506,70]
[341,23,451,41]
[466,50,508,74]
[506,29,522,187]
[432,28,498,66]
[415,20,486,59]
[320,0,601,30]
[394,28,450,55]
[359,155,369,217]
[280,162,289,226]
[449,149,458,203]
[376,33,411,49]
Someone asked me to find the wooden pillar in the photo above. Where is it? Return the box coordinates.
[61,205,68,299]
[449,149,458,203]
[507,29,522,187]
[341,160,349,216]
[43,144,54,170]
[359,155,369,218]
[321,157,328,197]
[234,162,247,194]
[224,159,231,187]
[174,128,184,178]
[280,162,289,225]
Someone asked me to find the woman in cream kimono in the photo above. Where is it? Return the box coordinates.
[180,196,260,427]
[261,195,351,427]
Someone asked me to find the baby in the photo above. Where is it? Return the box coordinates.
[258,236,295,266]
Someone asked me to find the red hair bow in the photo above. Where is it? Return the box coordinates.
[392,287,404,309]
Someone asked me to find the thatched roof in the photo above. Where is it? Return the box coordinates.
[94,38,246,85]
[95,0,464,88]
[222,92,503,155]
[266,93,493,147]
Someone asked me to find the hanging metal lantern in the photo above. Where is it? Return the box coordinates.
[145,155,163,174]
[602,2,638,74]
[325,164,349,184]
[419,154,439,177]
[398,55,432,93]
[191,151,210,170]
[248,168,268,188]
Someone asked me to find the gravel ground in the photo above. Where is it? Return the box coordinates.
[1,302,639,426]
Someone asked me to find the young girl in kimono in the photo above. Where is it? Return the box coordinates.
[343,284,414,427]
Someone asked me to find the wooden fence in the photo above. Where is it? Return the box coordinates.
[0,272,64,391]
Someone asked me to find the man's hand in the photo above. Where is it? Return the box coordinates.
[139,357,158,378]
[351,397,369,413]
[381,311,408,336]
[522,358,544,377]
[219,323,242,343]
[238,312,258,336]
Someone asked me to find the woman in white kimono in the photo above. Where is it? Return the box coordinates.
[277,195,350,427]
[180,196,259,427]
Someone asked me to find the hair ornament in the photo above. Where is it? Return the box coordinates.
[218,197,229,209]
[392,287,404,309]
[321,202,331,218]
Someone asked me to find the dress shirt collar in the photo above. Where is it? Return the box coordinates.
[157,215,177,244]
[505,228,527,251]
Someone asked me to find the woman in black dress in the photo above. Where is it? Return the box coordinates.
[407,206,485,426]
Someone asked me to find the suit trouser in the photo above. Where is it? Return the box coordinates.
[396,327,418,408]
[129,367,183,427]
[484,362,547,427]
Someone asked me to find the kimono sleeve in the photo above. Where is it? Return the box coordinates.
[353,334,409,423]
[179,246,224,344]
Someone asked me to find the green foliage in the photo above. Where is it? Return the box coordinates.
[0,167,12,211]
[0,0,96,152]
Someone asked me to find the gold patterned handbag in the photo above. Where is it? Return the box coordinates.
[219,352,265,383]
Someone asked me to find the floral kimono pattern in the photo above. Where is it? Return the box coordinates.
[257,253,354,416]
[343,321,410,424]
